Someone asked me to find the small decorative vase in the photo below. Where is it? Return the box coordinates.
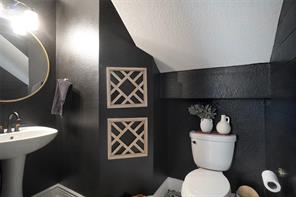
[216,115,231,134]
[200,118,213,133]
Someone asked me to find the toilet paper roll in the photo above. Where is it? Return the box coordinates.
[262,170,281,193]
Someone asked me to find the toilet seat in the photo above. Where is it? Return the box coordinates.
[182,168,231,197]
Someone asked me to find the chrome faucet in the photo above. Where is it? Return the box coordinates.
[7,112,21,133]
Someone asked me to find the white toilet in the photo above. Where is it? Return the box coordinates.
[181,131,237,197]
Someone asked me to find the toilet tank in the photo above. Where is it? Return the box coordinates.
[190,131,236,171]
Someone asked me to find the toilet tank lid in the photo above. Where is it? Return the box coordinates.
[190,131,236,142]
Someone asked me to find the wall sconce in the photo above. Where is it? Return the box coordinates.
[0,0,39,35]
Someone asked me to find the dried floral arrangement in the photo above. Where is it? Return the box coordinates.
[188,104,217,119]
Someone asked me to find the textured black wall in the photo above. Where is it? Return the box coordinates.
[56,0,100,196]
[99,1,166,196]
[267,0,296,196]
[160,63,270,99]
[0,0,58,196]
[160,63,270,196]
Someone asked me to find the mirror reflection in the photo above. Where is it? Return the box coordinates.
[0,20,49,101]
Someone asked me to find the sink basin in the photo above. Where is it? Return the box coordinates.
[0,126,58,197]
[0,126,58,159]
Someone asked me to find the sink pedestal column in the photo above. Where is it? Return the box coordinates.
[1,156,26,197]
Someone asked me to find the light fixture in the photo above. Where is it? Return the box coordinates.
[0,0,39,35]
[10,9,39,35]
[23,9,39,31]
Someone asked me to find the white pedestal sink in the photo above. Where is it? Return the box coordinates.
[0,126,58,197]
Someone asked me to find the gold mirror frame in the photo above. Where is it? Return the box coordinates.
[0,33,50,103]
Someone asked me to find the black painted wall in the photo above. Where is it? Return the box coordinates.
[160,63,270,99]
[267,0,296,196]
[0,0,58,196]
[55,0,100,196]
[99,1,166,196]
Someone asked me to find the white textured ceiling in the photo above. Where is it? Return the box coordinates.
[111,0,283,73]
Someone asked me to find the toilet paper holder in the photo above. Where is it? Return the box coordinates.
[277,168,288,178]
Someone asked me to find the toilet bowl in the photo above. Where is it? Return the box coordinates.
[181,131,236,197]
[182,168,231,197]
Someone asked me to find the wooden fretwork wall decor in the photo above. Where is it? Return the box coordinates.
[106,67,147,108]
[107,117,148,160]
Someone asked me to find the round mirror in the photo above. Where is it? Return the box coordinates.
[0,19,49,102]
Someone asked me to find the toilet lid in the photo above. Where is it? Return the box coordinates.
[182,169,230,196]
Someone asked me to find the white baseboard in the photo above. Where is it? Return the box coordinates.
[32,184,84,197]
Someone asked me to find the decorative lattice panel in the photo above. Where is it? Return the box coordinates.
[107,117,148,160]
[106,67,147,108]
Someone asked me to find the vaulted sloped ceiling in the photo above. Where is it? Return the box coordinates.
[111,0,283,73]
